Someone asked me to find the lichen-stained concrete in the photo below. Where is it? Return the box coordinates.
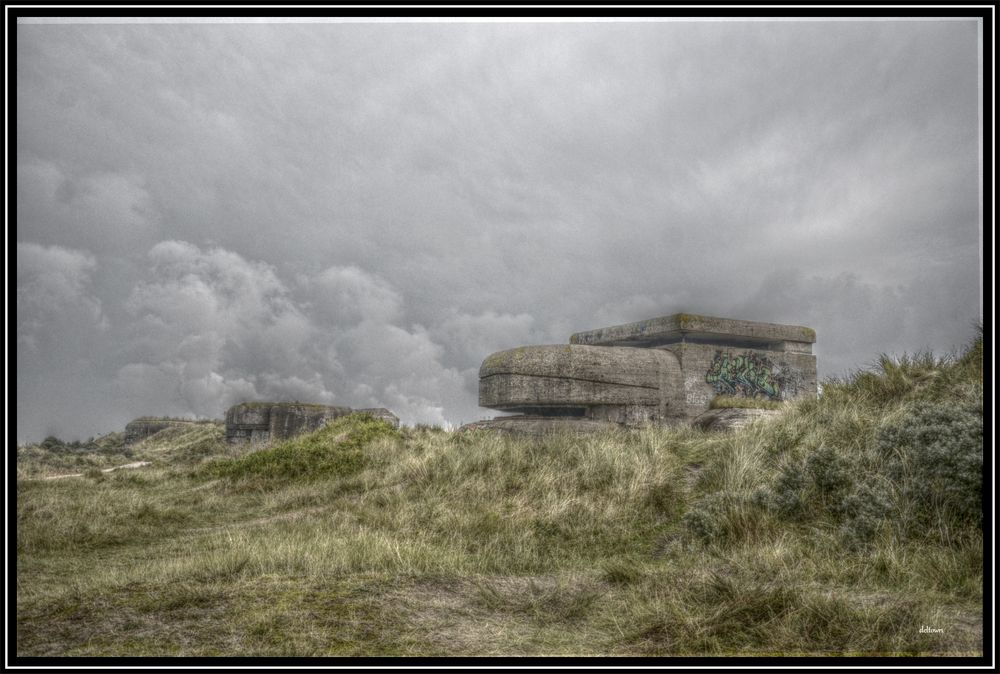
[225,403,399,444]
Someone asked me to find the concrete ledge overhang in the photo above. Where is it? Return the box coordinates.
[568,313,815,349]
[478,344,682,411]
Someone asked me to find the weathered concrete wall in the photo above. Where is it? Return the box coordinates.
[570,313,815,352]
[661,343,816,420]
[124,418,217,447]
[225,403,351,444]
[479,344,687,426]
[271,404,354,440]
[225,403,400,444]
[459,415,620,436]
[692,407,784,432]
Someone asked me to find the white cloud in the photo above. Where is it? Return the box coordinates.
[303,265,403,325]
[116,241,329,416]
[306,266,476,425]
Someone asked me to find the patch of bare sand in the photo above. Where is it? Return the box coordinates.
[40,461,152,480]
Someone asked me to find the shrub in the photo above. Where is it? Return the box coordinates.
[756,382,982,548]
[682,493,726,544]
[766,460,808,519]
[836,481,893,549]
[760,444,857,522]
[876,386,983,538]
[805,445,854,505]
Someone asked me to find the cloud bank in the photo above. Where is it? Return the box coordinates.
[16,19,982,441]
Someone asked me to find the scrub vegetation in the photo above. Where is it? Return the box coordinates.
[15,328,983,657]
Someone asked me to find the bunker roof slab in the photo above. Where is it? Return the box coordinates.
[568,313,816,349]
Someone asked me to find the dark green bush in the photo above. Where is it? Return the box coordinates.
[836,481,893,549]
[682,493,728,544]
[766,460,808,519]
[761,445,858,524]
[876,386,983,537]
[805,445,853,503]
[757,382,982,548]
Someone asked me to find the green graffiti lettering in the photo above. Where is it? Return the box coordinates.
[705,351,786,400]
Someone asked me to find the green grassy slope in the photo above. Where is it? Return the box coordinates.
[15,332,983,657]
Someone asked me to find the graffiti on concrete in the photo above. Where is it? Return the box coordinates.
[774,362,803,400]
[706,351,800,400]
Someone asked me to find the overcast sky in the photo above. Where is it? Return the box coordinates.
[16,18,983,442]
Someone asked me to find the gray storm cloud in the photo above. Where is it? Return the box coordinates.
[16,19,983,442]
[17,243,106,351]
[108,241,475,430]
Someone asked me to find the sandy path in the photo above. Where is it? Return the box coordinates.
[41,461,152,480]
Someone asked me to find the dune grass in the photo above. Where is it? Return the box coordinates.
[15,335,984,657]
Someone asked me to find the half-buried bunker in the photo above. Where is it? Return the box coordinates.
[225,402,399,445]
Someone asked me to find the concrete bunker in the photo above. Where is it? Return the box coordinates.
[225,402,399,445]
[470,313,817,433]
[124,417,221,448]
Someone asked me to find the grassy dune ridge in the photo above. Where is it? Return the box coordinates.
[15,332,983,656]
